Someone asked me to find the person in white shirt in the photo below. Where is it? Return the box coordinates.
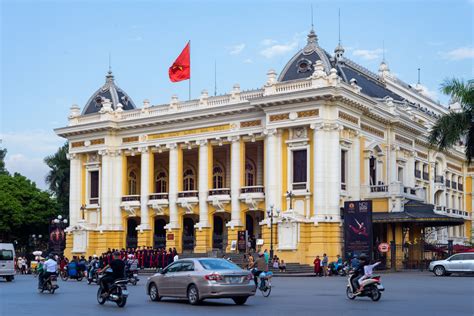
[39,254,58,288]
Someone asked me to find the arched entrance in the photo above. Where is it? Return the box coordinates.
[182,217,196,252]
[126,217,140,249]
[246,210,264,251]
[154,217,167,249]
[212,214,229,250]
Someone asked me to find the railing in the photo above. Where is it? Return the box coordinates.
[209,188,231,196]
[122,195,140,202]
[369,185,389,193]
[458,183,464,191]
[422,172,429,180]
[341,183,347,190]
[275,79,312,93]
[446,179,451,187]
[89,198,99,205]
[403,187,416,195]
[149,193,169,200]
[292,182,307,190]
[451,181,457,190]
[241,185,265,194]
[434,205,445,213]
[178,191,199,198]
[434,175,444,184]
[414,170,421,178]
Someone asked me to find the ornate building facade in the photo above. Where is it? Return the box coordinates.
[56,28,472,265]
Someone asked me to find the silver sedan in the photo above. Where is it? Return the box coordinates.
[146,258,256,305]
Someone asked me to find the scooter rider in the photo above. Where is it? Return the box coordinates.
[88,255,100,279]
[351,254,368,293]
[249,252,267,288]
[99,252,125,297]
[39,254,58,289]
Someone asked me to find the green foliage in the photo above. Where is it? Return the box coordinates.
[429,78,474,162]
[44,143,70,216]
[0,172,59,245]
[0,148,7,174]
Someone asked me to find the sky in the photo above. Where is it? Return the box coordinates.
[1,0,473,190]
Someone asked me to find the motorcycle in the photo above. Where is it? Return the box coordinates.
[60,263,83,282]
[346,273,384,301]
[97,278,129,307]
[126,270,139,286]
[338,263,350,277]
[87,269,100,285]
[39,274,59,294]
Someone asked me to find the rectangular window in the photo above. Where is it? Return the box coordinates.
[341,150,347,190]
[292,149,307,189]
[90,170,99,204]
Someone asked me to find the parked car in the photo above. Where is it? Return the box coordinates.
[146,258,256,305]
[429,253,474,276]
[0,243,15,282]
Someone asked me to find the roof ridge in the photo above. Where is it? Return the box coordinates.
[340,58,381,82]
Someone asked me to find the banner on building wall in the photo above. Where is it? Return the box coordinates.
[237,231,247,252]
[343,200,373,261]
[48,224,65,255]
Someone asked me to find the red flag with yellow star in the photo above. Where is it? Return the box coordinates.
[169,42,190,82]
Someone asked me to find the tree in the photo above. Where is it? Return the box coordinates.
[0,148,7,174]
[44,143,70,216]
[429,79,474,162]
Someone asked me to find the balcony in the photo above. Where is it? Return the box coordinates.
[458,183,464,191]
[422,172,429,181]
[435,175,444,184]
[121,195,140,202]
[148,193,169,215]
[403,187,417,195]
[209,188,231,196]
[369,184,389,193]
[207,188,231,212]
[451,181,457,190]
[414,170,421,179]
[177,191,199,214]
[120,195,141,216]
[362,182,424,201]
[445,179,451,187]
[341,183,347,191]
[240,185,265,210]
[178,191,199,198]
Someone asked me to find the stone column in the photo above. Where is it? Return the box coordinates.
[68,153,82,226]
[229,136,243,227]
[351,133,361,200]
[139,147,151,230]
[197,140,209,227]
[326,123,341,220]
[99,150,113,228]
[312,124,325,221]
[112,151,123,229]
[265,129,278,212]
[166,144,179,229]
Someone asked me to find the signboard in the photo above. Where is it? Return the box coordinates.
[378,243,390,253]
[230,240,237,251]
[48,224,65,255]
[343,200,373,261]
[256,239,264,246]
[167,234,174,241]
[237,231,247,252]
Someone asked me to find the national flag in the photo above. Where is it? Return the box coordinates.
[169,42,190,82]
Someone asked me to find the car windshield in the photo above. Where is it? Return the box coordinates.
[199,259,240,270]
[0,250,13,260]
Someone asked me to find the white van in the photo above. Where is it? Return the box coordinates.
[0,243,16,282]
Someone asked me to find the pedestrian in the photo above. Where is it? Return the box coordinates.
[322,253,329,277]
[263,249,269,264]
[247,254,254,270]
[279,260,286,272]
[313,255,321,276]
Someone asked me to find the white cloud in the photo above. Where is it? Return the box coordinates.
[261,39,277,46]
[412,83,439,100]
[228,43,246,55]
[352,48,383,60]
[243,58,253,64]
[441,47,474,61]
[5,154,50,189]
[260,40,298,59]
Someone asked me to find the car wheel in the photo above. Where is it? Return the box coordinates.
[232,297,248,305]
[149,283,161,301]
[187,285,201,305]
[433,265,446,276]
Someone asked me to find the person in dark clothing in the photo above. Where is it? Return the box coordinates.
[99,252,125,296]
[350,255,368,292]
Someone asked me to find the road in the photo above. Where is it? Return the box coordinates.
[0,272,473,316]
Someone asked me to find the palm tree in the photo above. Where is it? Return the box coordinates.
[44,143,70,215]
[429,79,474,162]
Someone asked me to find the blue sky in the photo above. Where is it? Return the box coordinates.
[1,0,473,189]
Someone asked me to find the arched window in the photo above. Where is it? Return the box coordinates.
[155,170,168,193]
[128,170,138,195]
[213,164,225,189]
[183,168,195,191]
[245,159,256,187]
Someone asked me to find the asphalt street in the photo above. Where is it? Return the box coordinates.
[0,272,473,316]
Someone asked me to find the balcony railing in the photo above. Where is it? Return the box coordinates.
[89,197,99,205]
[341,183,347,191]
[178,190,199,198]
[209,188,231,196]
[422,172,429,180]
[292,182,307,190]
[403,187,416,195]
[414,170,421,179]
[240,185,265,194]
[434,175,444,184]
[369,185,389,193]
[122,195,140,202]
[149,193,169,200]
[458,183,464,191]
[451,181,457,190]
[446,179,451,187]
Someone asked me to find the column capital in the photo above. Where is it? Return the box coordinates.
[263,128,277,136]
[138,146,149,153]
[66,153,79,161]
[227,135,240,143]
[166,143,178,150]
[197,139,208,146]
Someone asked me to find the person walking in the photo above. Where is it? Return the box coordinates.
[263,249,269,265]
[322,253,329,277]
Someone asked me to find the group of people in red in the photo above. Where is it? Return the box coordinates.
[100,246,178,269]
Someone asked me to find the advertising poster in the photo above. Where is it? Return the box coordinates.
[343,200,373,260]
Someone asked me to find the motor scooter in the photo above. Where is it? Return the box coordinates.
[346,272,384,301]
[39,274,59,294]
[97,278,129,307]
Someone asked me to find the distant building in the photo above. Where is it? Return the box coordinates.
[55,28,471,267]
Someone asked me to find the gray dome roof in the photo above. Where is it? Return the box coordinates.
[278,29,333,82]
[82,71,136,115]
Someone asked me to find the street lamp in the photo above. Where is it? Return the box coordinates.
[286,191,294,210]
[80,204,86,220]
[266,205,280,260]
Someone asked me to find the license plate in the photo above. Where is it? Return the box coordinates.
[229,277,240,283]
[122,290,129,296]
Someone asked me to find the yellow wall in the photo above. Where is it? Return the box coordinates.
[372,198,389,212]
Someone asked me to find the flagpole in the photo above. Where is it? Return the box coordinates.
[188,40,191,100]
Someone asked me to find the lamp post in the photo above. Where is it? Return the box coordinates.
[80,204,86,220]
[51,215,68,254]
[266,205,281,260]
[286,191,294,210]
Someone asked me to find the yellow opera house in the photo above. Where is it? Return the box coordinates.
[55,29,472,268]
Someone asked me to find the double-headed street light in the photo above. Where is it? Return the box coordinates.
[266,205,281,260]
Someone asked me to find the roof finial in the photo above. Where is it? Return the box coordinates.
[106,53,114,83]
[417,67,421,85]
[382,40,385,62]
[338,8,341,45]
[311,4,314,31]
[334,8,344,61]
[108,52,112,73]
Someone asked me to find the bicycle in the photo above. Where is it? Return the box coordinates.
[257,271,273,297]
